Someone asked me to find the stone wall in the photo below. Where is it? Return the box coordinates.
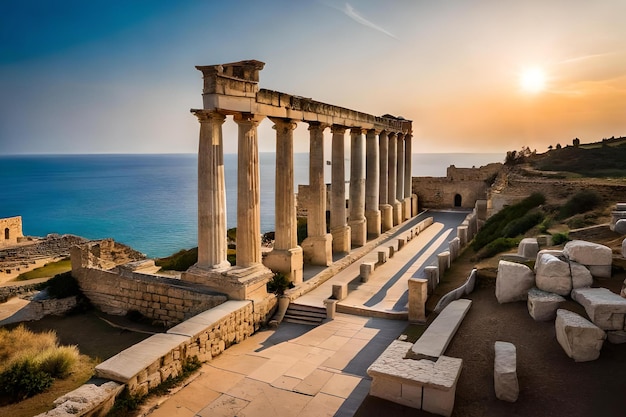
[71,241,228,327]
[0,216,23,247]
[0,281,40,303]
[412,163,501,209]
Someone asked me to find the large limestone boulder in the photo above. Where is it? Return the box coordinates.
[494,341,518,402]
[555,309,606,362]
[527,287,566,321]
[571,287,626,330]
[615,219,626,235]
[570,261,593,289]
[517,238,539,259]
[535,253,572,296]
[534,250,563,272]
[563,240,612,278]
[496,260,535,303]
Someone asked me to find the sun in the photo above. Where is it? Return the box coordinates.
[520,67,546,94]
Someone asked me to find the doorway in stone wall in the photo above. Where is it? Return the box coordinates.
[4,228,9,240]
[454,194,462,207]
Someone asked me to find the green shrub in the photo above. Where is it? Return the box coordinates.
[502,211,544,237]
[37,271,81,299]
[472,193,545,251]
[155,248,198,271]
[538,217,552,234]
[475,238,520,260]
[558,190,601,219]
[551,232,570,245]
[0,359,54,402]
[267,272,293,295]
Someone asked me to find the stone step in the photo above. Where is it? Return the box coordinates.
[283,315,323,326]
[285,307,326,319]
[287,303,327,314]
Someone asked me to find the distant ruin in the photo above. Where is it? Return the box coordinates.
[0,216,23,248]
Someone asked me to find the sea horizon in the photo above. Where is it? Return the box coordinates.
[0,152,504,258]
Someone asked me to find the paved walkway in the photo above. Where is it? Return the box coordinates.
[147,210,468,417]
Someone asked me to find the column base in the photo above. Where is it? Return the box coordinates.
[302,234,333,266]
[331,225,351,253]
[349,217,367,247]
[392,201,403,226]
[365,209,381,238]
[182,263,272,301]
[411,194,419,217]
[403,198,412,220]
[380,204,393,232]
[263,246,304,284]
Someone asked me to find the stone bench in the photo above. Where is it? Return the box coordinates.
[571,287,626,330]
[555,309,606,362]
[494,341,518,402]
[408,299,472,360]
[367,340,462,417]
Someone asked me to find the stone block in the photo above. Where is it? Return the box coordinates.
[377,249,388,265]
[607,330,626,344]
[527,287,566,321]
[614,219,626,234]
[438,252,451,274]
[408,278,428,323]
[571,287,626,330]
[570,261,593,289]
[534,250,564,271]
[457,226,468,247]
[517,238,539,259]
[494,341,518,402]
[555,309,606,362]
[388,245,395,258]
[449,238,460,262]
[360,262,376,283]
[424,266,439,295]
[535,253,572,296]
[324,299,338,319]
[495,260,535,304]
[397,237,406,251]
[536,235,553,247]
[587,265,612,279]
[563,240,612,266]
[332,283,348,301]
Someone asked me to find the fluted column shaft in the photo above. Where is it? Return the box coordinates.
[365,129,381,237]
[302,122,333,266]
[388,132,402,225]
[195,110,229,269]
[349,127,367,246]
[396,132,405,203]
[404,133,414,218]
[330,125,351,252]
[263,117,303,282]
[378,130,393,231]
[272,118,298,249]
[234,113,264,268]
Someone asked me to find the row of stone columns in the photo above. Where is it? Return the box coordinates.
[192,110,413,285]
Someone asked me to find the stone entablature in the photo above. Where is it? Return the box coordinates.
[0,216,24,247]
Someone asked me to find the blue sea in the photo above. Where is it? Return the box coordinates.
[0,153,502,258]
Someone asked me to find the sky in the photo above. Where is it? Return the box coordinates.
[1,0,625,155]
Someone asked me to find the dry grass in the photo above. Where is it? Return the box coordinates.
[0,325,58,372]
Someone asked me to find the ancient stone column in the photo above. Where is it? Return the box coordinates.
[349,127,367,246]
[263,118,303,283]
[403,133,413,219]
[396,132,406,220]
[301,122,333,266]
[365,129,381,238]
[387,132,402,225]
[233,113,265,268]
[378,131,393,231]
[193,110,230,271]
[330,125,351,253]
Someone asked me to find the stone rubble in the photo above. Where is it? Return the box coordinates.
[527,287,566,321]
[495,260,535,303]
[563,240,612,278]
[494,341,519,402]
[571,287,626,331]
[517,237,539,259]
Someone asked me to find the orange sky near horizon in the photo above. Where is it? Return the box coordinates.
[1,1,625,155]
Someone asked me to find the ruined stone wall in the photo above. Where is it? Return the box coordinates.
[411,164,501,210]
[489,174,626,213]
[0,216,23,247]
[71,241,228,327]
[296,184,332,217]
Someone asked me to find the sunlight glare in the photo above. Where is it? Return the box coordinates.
[520,67,546,94]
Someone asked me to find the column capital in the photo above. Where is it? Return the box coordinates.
[191,109,226,124]
[307,121,329,132]
[234,112,265,126]
[378,130,389,139]
[269,117,298,132]
[331,124,347,134]
[388,131,398,139]
[397,132,405,140]
[350,126,367,135]
[367,128,382,135]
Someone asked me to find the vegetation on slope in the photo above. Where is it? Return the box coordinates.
[15,258,72,281]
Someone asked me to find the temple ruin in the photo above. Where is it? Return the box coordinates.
[181,60,416,301]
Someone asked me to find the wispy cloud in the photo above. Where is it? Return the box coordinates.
[343,3,398,40]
